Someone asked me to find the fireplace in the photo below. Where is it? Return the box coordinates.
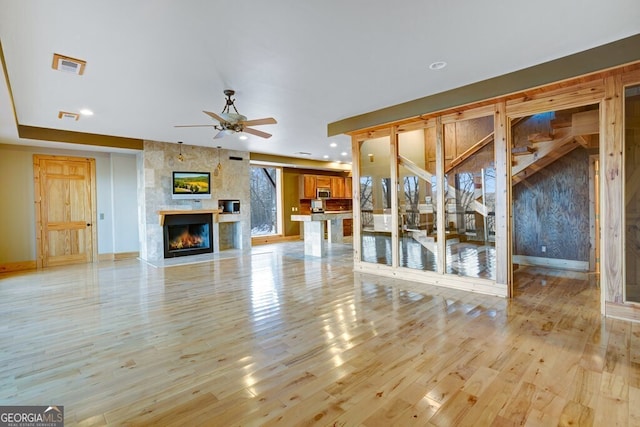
[163,213,214,258]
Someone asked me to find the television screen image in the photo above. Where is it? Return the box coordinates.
[172,172,211,199]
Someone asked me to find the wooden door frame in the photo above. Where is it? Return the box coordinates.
[589,154,600,272]
[33,154,98,268]
[506,94,602,297]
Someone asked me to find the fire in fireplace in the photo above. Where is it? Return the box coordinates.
[168,225,207,250]
[163,213,214,258]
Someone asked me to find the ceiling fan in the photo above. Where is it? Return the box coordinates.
[175,89,277,139]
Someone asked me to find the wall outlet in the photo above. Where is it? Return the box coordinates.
[541,245,546,253]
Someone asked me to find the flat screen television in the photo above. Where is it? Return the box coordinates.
[172,171,211,199]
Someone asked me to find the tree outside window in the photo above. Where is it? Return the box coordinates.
[250,166,278,236]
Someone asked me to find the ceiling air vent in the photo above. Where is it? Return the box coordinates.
[58,111,79,121]
[52,53,86,75]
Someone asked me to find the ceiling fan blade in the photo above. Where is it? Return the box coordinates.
[213,130,226,139]
[242,117,277,127]
[203,110,225,123]
[174,124,217,128]
[243,127,272,139]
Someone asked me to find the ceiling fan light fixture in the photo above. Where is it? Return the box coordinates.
[220,112,247,123]
[176,89,276,140]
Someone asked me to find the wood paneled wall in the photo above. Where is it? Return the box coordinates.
[513,148,590,261]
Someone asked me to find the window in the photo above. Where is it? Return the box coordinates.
[250,166,281,236]
[360,176,373,229]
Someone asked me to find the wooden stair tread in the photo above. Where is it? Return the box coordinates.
[528,132,554,143]
[512,146,535,156]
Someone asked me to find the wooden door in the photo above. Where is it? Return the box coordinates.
[34,155,96,268]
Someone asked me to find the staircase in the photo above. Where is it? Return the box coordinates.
[398,107,598,252]
[511,109,599,185]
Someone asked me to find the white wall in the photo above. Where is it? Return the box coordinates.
[0,144,140,264]
[111,154,139,253]
[95,155,114,254]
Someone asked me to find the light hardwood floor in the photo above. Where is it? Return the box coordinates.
[0,241,638,426]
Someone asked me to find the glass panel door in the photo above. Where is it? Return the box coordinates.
[397,128,438,271]
[359,136,392,265]
[443,116,496,279]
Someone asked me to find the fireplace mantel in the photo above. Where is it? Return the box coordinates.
[158,209,221,226]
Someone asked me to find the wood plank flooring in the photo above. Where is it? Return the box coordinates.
[0,241,638,426]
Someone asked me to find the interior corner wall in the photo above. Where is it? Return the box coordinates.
[512,147,590,261]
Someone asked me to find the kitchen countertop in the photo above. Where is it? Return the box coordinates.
[291,211,352,221]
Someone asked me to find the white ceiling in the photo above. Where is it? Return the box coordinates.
[1,1,639,162]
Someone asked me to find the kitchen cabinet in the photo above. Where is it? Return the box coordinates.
[343,218,352,236]
[316,176,331,188]
[330,176,345,198]
[300,175,316,199]
[299,174,353,199]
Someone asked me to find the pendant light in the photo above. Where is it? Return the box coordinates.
[177,141,184,162]
[214,146,222,176]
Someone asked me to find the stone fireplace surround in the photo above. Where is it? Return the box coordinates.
[137,140,251,261]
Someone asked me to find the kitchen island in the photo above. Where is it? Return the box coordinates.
[291,211,352,256]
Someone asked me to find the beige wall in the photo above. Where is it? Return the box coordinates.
[282,169,301,237]
[0,146,36,263]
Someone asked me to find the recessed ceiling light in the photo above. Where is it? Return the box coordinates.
[323,155,329,159]
[79,108,93,116]
[330,142,337,148]
[239,135,248,140]
[341,152,348,156]
[429,61,447,70]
